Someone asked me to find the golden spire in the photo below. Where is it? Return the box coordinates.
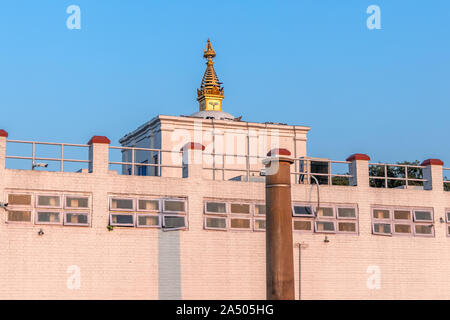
[197,39,224,111]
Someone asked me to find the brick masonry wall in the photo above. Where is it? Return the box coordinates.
[0,151,449,299]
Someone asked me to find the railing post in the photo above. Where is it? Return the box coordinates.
[421,159,444,191]
[181,142,204,179]
[0,130,8,173]
[346,153,370,187]
[88,136,111,174]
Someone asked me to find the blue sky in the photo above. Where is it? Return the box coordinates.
[0,1,449,164]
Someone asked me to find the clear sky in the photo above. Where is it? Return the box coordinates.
[1,1,449,164]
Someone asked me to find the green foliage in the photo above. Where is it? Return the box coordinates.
[369,160,423,188]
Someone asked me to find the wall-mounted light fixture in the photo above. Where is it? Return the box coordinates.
[38,229,44,236]
[324,236,330,243]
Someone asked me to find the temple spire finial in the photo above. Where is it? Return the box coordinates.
[197,39,224,112]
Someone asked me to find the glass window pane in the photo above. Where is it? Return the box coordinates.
[255,204,266,215]
[38,195,60,207]
[394,210,411,220]
[206,202,226,213]
[65,213,88,225]
[374,223,391,234]
[316,221,335,232]
[8,210,31,222]
[317,207,334,217]
[415,224,433,235]
[66,197,89,208]
[205,217,226,229]
[447,212,450,222]
[137,215,159,227]
[230,218,250,229]
[293,220,312,231]
[394,224,411,233]
[111,198,133,210]
[338,208,356,218]
[8,194,31,206]
[414,211,432,221]
[373,209,390,219]
[164,200,185,212]
[37,212,61,223]
[255,219,266,230]
[164,216,186,228]
[138,199,159,211]
[230,204,250,214]
[111,214,134,225]
[338,222,356,232]
[293,206,313,216]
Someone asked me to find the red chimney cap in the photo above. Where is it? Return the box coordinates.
[0,129,8,138]
[346,153,370,161]
[267,148,291,156]
[421,159,444,166]
[88,136,111,145]
[180,142,205,151]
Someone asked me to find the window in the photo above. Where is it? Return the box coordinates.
[413,210,432,222]
[137,214,160,228]
[138,199,159,212]
[109,196,187,230]
[110,213,134,226]
[110,198,134,210]
[254,219,266,231]
[36,211,62,224]
[230,204,250,214]
[8,210,31,222]
[255,204,266,215]
[446,210,450,237]
[293,203,358,235]
[8,194,31,206]
[203,200,264,232]
[205,216,227,230]
[315,221,335,233]
[64,212,89,226]
[163,199,186,213]
[37,195,61,208]
[65,196,89,209]
[293,220,313,231]
[372,207,434,237]
[230,218,251,229]
[293,205,314,217]
[205,202,227,214]
[163,216,186,229]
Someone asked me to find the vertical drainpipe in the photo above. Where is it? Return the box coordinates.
[264,148,295,300]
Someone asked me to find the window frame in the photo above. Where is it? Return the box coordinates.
[254,204,266,216]
[109,197,135,211]
[393,208,413,222]
[253,218,266,232]
[162,198,186,214]
[292,218,314,233]
[6,210,33,224]
[204,215,228,231]
[413,223,434,237]
[372,222,392,236]
[63,211,90,227]
[35,210,63,225]
[137,198,161,213]
[413,209,433,223]
[229,202,251,215]
[109,212,135,227]
[136,213,161,228]
[392,222,413,236]
[36,194,62,209]
[229,217,252,231]
[162,214,187,230]
[314,220,336,234]
[292,204,315,217]
[64,195,90,210]
[204,201,228,215]
[7,193,33,207]
[336,206,357,220]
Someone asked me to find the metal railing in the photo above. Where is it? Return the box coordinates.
[203,152,266,181]
[369,163,426,188]
[292,159,352,185]
[109,146,183,176]
[444,167,450,191]
[6,140,90,172]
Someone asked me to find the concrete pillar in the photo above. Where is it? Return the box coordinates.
[421,159,444,191]
[0,130,7,173]
[264,148,295,300]
[88,136,111,174]
[346,153,371,187]
[181,142,204,179]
